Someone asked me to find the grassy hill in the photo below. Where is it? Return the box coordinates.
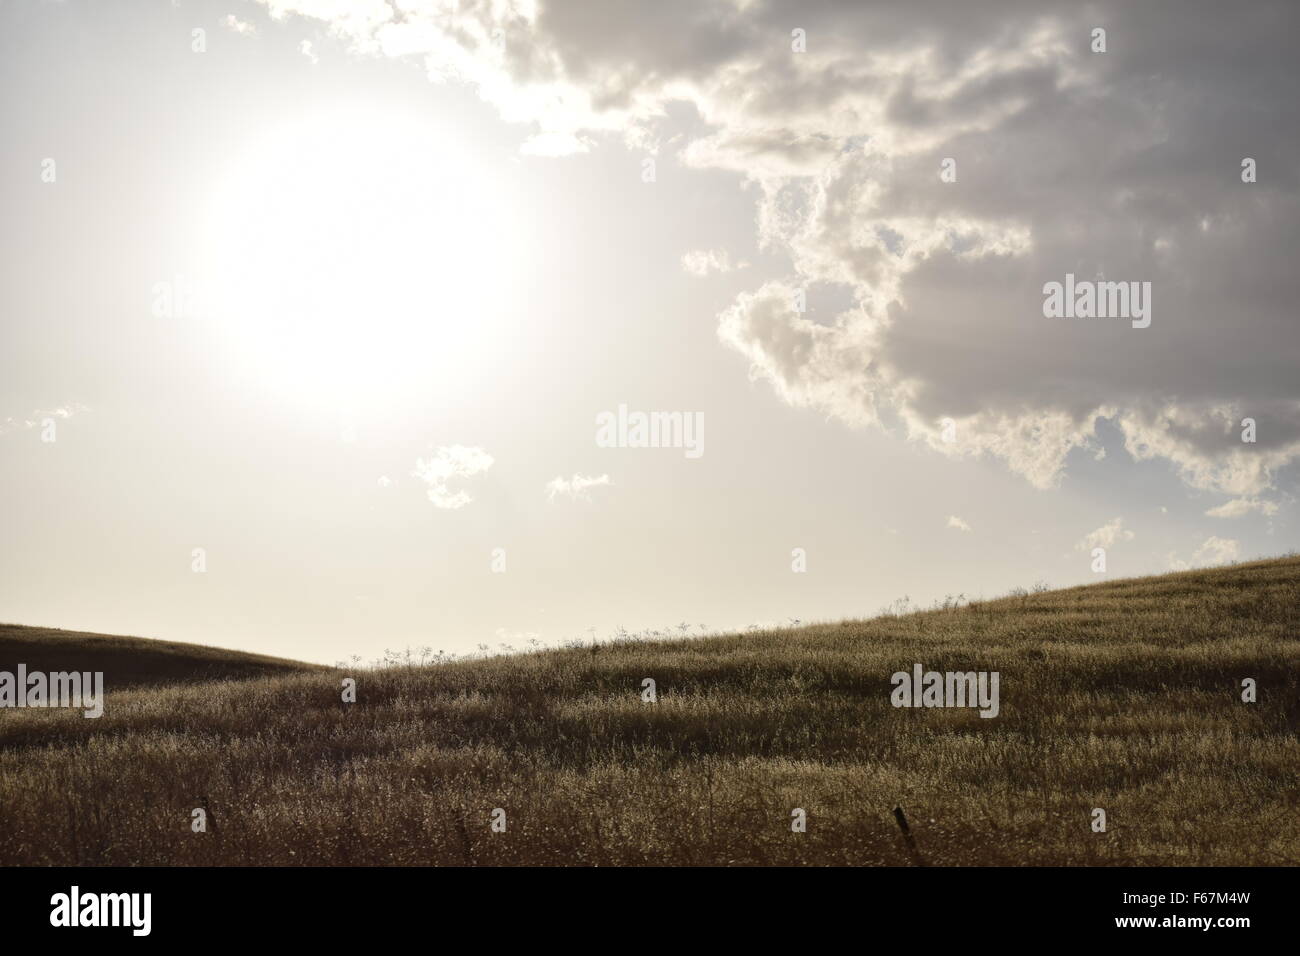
[0,557,1297,866]
[0,623,322,689]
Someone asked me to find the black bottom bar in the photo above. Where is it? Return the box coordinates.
[0,865,1283,941]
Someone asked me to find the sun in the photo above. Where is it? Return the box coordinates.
[204,102,518,415]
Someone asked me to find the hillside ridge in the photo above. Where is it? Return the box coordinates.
[0,622,320,689]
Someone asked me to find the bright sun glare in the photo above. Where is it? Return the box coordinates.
[206,104,516,415]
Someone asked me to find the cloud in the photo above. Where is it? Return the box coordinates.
[682,248,739,277]
[298,39,318,63]
[222,14,258,36]
[1116,405,1300,497]
[258,1,1300,493]
[1076,517,1134,551]
[1168,535,1243,570]
[1193,536,1241,566]
[1205,497,1278,518]
[946,515,971,532]
[546,472,610,502]
[0,403,89,436]
[411,445,494,509]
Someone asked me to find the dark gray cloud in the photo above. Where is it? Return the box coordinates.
[262,0,1300,494]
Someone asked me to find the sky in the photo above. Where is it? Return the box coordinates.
[1,0,1297,664]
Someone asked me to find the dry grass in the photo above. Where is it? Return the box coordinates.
[1,557,1297,866]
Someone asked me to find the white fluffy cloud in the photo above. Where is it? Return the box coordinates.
[222,14,258,36]
[1194,536,1241,566]
[0,403,88,436]
[681,248,738,277]
[546,472,610,502]
[1076,517,1134,552]
[411,445,494,509]
[946,515,971,532]
[1205,497,1278,519]
[1167,536,1242,570]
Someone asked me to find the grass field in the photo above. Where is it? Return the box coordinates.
[1,557,1297,866]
